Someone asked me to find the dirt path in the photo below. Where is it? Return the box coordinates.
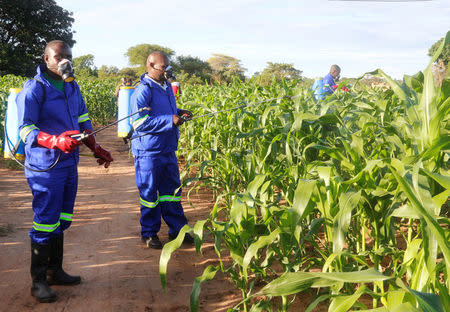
[0,125,241,312]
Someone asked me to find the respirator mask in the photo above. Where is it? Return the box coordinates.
[335,73,341,82]
[164,65,176,82]
[57,59,75,82]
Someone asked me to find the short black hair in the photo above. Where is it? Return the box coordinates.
[330,64,341,73]
[44,40,71,56]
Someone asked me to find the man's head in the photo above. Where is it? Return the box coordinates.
[44,40,73,80]
[330,65,341,80]
[146,52,170,83]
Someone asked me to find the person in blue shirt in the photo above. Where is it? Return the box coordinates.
[130,51,193,249]
[322,65,341,94]
[17,40,113,303]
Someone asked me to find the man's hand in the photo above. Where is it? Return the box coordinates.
[174,109,193,125]
[178,109,193,119]
[173,115,184,126]
[37,130,82,153]
[82,129,113,168]
[93,146,113,168]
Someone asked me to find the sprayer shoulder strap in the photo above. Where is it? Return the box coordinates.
[31,78,46,105]
[142,81,153,109]
[125,82,151,139]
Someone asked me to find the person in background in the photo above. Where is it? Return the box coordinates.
[114,77,133,98]
[171,80,181,100]
[323,64,341,94]
[129,51,194,249]
[17,40,113,303]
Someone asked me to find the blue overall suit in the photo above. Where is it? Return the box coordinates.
[130,74,188,239]
[322,73,336,95]
[17,64,93,244]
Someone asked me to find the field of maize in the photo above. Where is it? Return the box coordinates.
[163,35,450,312]
[0,34,448,312]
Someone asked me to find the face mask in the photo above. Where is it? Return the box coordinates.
[57,59,75,82]
[164,65,176,82]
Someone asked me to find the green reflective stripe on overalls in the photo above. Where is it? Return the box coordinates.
[20,124,39,142]
[140,197,159,208]
[133,115,149,129]
[33,221,60,232]
[60,212,73,221]
[78,113,90,123]
[159,195,181,202]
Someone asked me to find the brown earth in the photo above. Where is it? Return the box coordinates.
[0,125,324,312]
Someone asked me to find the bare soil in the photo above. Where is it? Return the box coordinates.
[0,125,324,312]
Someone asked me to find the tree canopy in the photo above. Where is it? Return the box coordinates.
[124,44,174,74]
[73,54,97,78]
[207,54,246,83]
[172,55,211,83]
[97,65,120,79]
[0,0,75,76]
[428,36,450,66]
[256,62,302,85]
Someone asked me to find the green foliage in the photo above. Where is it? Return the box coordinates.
[73,54,98,78]
[255,62,303,86]
[97,65,120,79]
[172,55,212,83]
[76,78,118,125]
[119,67,139,80]
[428,35,450,66]
[158,32,450,312]
[0,0,75,76]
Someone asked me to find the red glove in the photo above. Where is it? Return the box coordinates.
[82,129,113,168]
[37,130,82,153]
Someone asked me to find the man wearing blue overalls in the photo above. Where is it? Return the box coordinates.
[130,51,193,249]
[323,64,341,95]
[17,40,113,303]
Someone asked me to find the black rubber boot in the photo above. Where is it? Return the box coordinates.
[47,233,81,285]
[142,235,163,249]
[30,242,57,303]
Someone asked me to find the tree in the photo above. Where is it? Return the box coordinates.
[177,70,205,86]
[119,67,139,80]
[0,0,75,76]
[97,65,120,79]
[172,55,211,83]
[428,35,450,83]
[207,54,246,84]
[257,62,302,85]
[73,54,97,78]
[428,36,450,66]
[124,44,174,73]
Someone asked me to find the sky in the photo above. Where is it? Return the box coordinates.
[55,0,450,79]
